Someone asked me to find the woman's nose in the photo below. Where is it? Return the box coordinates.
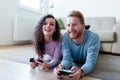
[46,24,50,28]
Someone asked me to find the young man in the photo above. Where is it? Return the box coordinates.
[54,10,100,80]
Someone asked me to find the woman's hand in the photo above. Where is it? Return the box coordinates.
[30,62,37,69]
[37,61,50,70]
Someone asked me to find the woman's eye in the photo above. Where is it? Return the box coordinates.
[43,22,47,25]
[50,23,54,26]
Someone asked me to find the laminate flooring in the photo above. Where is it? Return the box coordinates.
[0,44,120,80]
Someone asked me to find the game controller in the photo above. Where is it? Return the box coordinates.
[29,58,35,62]
[37,59,43,63]
[57,69,75,75]
[29,58,43,63]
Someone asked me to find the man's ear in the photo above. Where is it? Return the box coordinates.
[82,23,85,30]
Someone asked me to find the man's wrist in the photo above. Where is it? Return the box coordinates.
[80,69,85,78]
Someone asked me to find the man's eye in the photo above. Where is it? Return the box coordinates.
[67,24,70,27]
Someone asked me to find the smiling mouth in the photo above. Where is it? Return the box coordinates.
[45,29,51,32]
[69,31,77,34]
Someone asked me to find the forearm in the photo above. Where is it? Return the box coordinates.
[60,59,72,69]
[80,62,95,74]
[82,35,100,74]
[48,58,59,68]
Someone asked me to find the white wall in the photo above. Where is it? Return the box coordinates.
[0,0,48,45]
[52,0,120,23]
[1,0,120,45]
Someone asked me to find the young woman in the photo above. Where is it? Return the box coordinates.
[30,14,62,70]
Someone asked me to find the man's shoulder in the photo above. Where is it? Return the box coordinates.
[85,30,100,41]
[85,30,98,37]
[62,32,72,43]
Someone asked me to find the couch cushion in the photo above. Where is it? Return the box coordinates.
[100,43,112,52]
[95,31,114,42]
[61,30,114,42]
[85,17,116,31]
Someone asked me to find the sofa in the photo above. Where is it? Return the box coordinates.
[58,17,120,54]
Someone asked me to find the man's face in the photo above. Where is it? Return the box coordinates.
[66,17,85,39]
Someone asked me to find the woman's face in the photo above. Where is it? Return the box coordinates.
[42,18,56,36]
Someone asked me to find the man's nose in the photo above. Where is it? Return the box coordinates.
[69,26,74,31]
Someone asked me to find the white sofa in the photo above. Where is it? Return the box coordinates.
[60,17,120,54]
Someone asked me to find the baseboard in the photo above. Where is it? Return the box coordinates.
[100,51,120,56]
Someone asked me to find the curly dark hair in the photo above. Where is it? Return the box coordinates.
[32,14,61,57]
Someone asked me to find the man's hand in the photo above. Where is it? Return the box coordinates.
[68,66,82,80]
[53,64,65,79]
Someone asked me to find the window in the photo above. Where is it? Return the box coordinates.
[19,0,41,13]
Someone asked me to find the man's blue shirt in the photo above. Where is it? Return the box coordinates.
[61,30,100,74]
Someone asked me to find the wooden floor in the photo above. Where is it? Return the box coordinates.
[0,44,120,80]
[89,53,120,80]
[0,44,33,52]
[0,44,35,64]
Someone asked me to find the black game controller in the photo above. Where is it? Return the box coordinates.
[29,58,43,63]
[29,58,35,62]
[57,69,75,75]
[37,59,43,63]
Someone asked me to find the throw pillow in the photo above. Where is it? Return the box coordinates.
[57,18,65,29]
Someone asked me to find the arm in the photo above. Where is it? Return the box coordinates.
[81,33,100,74]
[48,40,62,68]
[60,33,73,69]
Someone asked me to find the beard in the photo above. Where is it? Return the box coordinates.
[67,30,83,39]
